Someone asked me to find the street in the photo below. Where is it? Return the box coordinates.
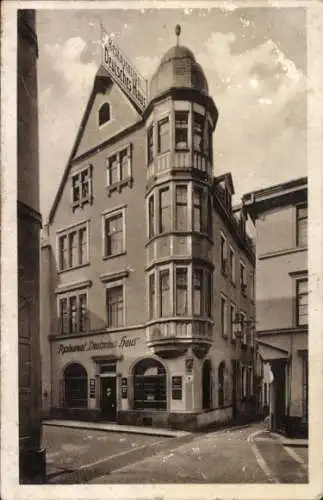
[42,423,308,484]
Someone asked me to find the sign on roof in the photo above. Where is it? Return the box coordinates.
[102,31,147,114]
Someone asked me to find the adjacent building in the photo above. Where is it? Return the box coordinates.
[243,177,308,437]
[18,10,46,482]
[41,29,256,431]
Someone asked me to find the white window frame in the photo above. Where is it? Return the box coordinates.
[102,205,126,259]
[57,221,90,272]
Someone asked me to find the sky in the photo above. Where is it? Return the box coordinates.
[36,5,307,221]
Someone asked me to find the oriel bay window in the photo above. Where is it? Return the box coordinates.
[58,223,89,271]
[148,194,155,238]
[160,269,171,317]
[193,187,202,232]
[157,117,170,154]
[175,111,189,150]
[159,187,171,233]
[193,112,204,152]
[176,267,188,315]
[148,272,155,319]
[58,292,88,335]
[175,185,188,231]
[193,269,202,315]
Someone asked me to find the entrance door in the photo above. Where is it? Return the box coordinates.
[100,377,117,421]
[273,360,286,433]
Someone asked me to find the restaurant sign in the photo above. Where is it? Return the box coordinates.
[57,335,139,355]
[102,33,147,114]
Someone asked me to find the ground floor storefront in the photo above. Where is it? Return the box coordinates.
[257,329,308,438]
[47,327,257,431]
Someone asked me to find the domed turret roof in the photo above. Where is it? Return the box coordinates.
[149,27,209,101]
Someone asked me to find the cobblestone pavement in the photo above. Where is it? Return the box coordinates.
[42,423,308,484]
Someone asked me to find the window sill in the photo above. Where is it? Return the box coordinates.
[106,177,134,197]
[103,251,126,261]
[72,198,92,211]
[58,262,90,274]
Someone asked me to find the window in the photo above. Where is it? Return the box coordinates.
[230,303,236,341]
[296,204,307,247]
[106,286,124,328]
[175,111,189,150]
[207,195,213,238]
[58,224,89,271]
[302,355,308,422]
[250,271,255,302]
[193,188,202,232]
[205,271,212,317]
[58,292,88,335]
[157,117,170,154]
[240,311,247,345]
[71,167,92,208]
[104,211,124,258]
[98,102,111,126]
[296,278,308,326]
[133,358,167,410]
[149,273,155,319]
[193,113,204,153]
[160,269,170,317]
[218,362,225,407]
[240,262,247,294]
[221,296,228,338]
[175,185,188,231]
[148,195,155,239]
[106,145,132,193]
[220,235,227,275]
[63,363,88,408]
[159,188,171,233]
[229,247,236,284]
[176,267,188,316]
[147,125,154,164]
[241,365,247,399]
[193,269,202,315]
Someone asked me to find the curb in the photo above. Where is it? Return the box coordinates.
[42,420,189,439]
[270,432,308,448]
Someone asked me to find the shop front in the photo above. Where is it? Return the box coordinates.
[50,329,235,430]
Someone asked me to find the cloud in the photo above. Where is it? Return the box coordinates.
[134,55,160,79]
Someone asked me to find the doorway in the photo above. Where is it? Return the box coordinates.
[272,359,286,433]
[202,359,212,410]
[100,376,117,421]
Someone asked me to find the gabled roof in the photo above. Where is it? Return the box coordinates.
[214,172,235,195]
[48,66,141,224]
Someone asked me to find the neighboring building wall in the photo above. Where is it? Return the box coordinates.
[18,9,46,482]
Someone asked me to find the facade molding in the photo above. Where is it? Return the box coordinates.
[259,245,307,260]
[99,269,129,283]
[257,326,308,336]
[55,280,92,294]
[49,323,146,342]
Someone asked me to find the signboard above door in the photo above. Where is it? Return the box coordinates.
[101,28,147,115]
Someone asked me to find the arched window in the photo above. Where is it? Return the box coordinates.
[98,102,111,126]
[63,363,88,408]
[218,361,225,407]
[202,359,212,410]
[133,358,166,410]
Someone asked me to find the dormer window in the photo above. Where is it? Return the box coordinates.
[175,111,189,150]
[98,102,111,126]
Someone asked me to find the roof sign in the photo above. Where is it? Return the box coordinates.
[102,31,147,114]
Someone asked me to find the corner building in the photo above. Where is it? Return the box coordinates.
[41,35,256,430]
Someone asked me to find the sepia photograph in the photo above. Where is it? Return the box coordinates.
[1,1,323,499]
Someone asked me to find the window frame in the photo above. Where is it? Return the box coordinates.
[159,186,171,234]
[105,144,133,195]
[98,102,111,127]
[220,295,228,339]
[71,166,93,210]
[102,206,126,260]
[296,277,308,327]
[175,184,188,232]
[57,289,89,336]
[159,266,171,317]
[296,203,308,247]
[240,261,247,295]
[157,116,170,155]
[147,124,154,164]
[229,246,236,285]
[106,283,125,329]
[57,221,89,272]
[175,266,189,316]
[220,233,227,275]
[230,302,236,342]
[175,111,189,151]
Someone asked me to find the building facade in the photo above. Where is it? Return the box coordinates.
[41,32,256,431]
[243,177,308,437]
[18,10,46,482]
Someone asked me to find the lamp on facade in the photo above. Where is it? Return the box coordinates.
[232,313,257,341]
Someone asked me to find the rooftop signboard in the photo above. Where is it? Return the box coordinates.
[101,30,147,114]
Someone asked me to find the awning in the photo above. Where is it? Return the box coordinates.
[257,340,289,361]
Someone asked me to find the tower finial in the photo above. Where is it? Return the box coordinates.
[175,24,181,46]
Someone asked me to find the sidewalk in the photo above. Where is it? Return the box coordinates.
[271,432,308,448]
[42,419,191,438]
